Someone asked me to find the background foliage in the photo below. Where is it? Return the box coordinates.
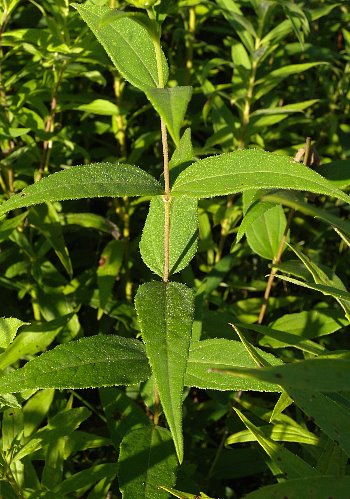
[0,0,349,497]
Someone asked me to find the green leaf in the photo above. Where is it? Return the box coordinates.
[232,322,326,356]
[221,355,350,391]
[226,422,319,446]
[0,211,28,242]
[275,275,350,304]
[263,190,350,237]
[53,463,117,496]
[290,391,350,458]
[13,407,91,462]
[244,476,350,499]
[73,4,168,91]
[118,426,178,499]
[97,240,125,317]
[0,315,74,369]
[0,335,151,393]
[236,200,276,243]
[185,339,281,392]
[0,317,28,349]
[172,149,350,204]
[135,282,194,462]
[234,409,320,479]
[139,196,198,276]
[318,159,350,189]
[259,309,348,349]
[169,128,193,172]
[159,487,214,499]
[0,163,163,216]
[146,87,192,145]
[28,203,73,277]
[74,98,120,116]
[245,204,287,260]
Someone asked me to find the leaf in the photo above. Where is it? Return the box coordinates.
[234,409,320,479]
[0,163,163,216]
[244,476,350,499]
[263,190,350,237]
[318,159,350,189]
[172,149,350,204]
[0,211,28,242]
[28,203,73,276]
[97,240,125,317]
[0,335,151,393]
[146,87,192,145]
[259,309,348,349]
[118,426,178,499]
[232,322,325,356]
[0,317,28,349]
[245,204,287,260]
[254,63,325,100]
[73,4,168,91]
[52,463,117,496]
[135,282,194,462]
[139,196,198,277]
[74,98,120,116]
[236,200,276,243]
[13,407,91,462]
[159,487,214,499]
[290,391,350,458]
[226,422,319,446]
[275,275,350,304]
[185,339,281,392]
[220,355,350,391]
[0,315,74,369]
[169,128,193,173]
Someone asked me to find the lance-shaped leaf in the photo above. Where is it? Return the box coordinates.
[244,476,350,499]
[146,87,192,146]
[172,149,350,204]
[118,426,178,499]
[234,409,320,479]
[185,339,281,392]
[0,163,163,216]
[0,335,151,393]
[224,355,350,391]
[139,196,198,276]
[135,282,194,463]
[289,390,350,458]
[73,4,168,91]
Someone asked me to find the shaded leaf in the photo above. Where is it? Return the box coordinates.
[118,426,178,499]
[244,476,350,499]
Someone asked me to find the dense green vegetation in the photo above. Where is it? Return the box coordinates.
[0,0,350,497]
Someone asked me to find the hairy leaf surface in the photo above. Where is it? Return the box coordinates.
[172,149,350,204]
[140,196,198,276]
[73,4,168,90]
[0,335,151,393]
[135,282,194,462]
[0,163,163,216]
[118,426,177,499]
